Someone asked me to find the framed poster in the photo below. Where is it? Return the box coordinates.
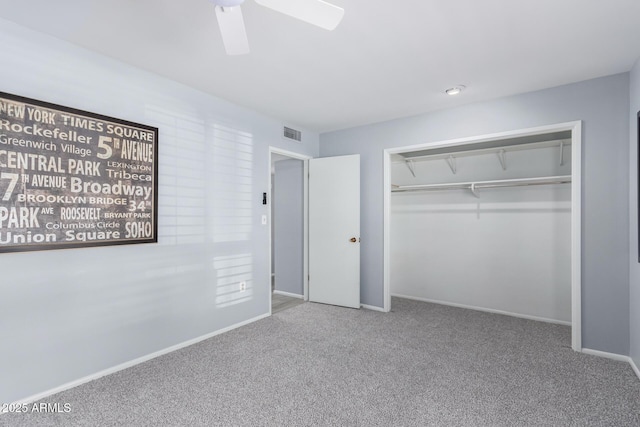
[0,92,158,253]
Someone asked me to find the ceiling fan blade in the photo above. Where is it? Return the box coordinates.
[215,5,250,55]
[254,0,344,31]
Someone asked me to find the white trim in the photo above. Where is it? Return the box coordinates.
[5,313,270,408]
[383,152,392,312]
[384,122,581,155]
[630,357,640,381]
[361,303,386,312]
[393,294,571,325]
[570,121,582,351]
[303,160,309,302]
[268,147,312,315]
[269,147,313,161]
[273,290,304,299]
[383,121,582,349]
[581,348,630,362]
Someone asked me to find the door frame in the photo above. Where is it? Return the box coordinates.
[383,121,583,351]
[268,147,311,315]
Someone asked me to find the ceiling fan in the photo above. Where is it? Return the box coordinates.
[210,0,344,55]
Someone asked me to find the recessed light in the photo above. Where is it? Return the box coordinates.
[445,85,466,96]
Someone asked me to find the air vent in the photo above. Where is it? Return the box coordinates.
[283,126,302,142]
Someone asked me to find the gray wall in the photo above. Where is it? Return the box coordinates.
[630,59,640,368]
[320,74,630,355]
[0,19,319,403]
[273,159,304,296]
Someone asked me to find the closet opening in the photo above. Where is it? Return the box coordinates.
[383,122,582,351]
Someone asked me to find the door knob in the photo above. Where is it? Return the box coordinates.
[350,237,357,243]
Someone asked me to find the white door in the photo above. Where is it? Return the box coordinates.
[309,155,360,308]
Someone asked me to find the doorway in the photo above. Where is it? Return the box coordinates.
[383,121,582,351]
[269,148,310,315]
[268,149,362,313]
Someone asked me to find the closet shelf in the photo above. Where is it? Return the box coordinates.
[392,175,572,197]
[394,139,571,164]
[394,139,571,176]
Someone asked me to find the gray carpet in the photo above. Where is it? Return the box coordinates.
[2,297,639,426]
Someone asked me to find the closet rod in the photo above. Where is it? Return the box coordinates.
[392,175,572,193]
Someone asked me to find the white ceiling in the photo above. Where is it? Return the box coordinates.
[1,0,639,133]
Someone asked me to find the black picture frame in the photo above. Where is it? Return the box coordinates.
[0,91,158,253]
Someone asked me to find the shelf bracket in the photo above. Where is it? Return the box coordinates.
[446,155,457,174]
[497,149,507,171]
[470,182,479,198]
[405,159,416,177]
[559,141,565,166]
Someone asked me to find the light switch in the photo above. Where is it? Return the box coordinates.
[261,215,267,225]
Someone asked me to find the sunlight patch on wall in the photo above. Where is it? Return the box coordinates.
[143,107,257,307]
[147,106,207,245]
[210,123,254,243]
[214,253,253,308]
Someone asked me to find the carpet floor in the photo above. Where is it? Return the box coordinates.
[2,297,639,426]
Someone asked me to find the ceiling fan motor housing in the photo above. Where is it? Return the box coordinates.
[211,0,245,7]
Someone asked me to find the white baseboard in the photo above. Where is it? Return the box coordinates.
[6,312,270,409]
[392,293,571,326]
[273,290,304,299]
[581,348,631,362]
[361,303,385,312]
[581,348,640,381]
[630,357,640,381]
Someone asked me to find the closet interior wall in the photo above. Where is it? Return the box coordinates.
[390,142,572,323]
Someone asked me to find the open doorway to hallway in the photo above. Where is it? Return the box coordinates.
[270,148,309,314]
